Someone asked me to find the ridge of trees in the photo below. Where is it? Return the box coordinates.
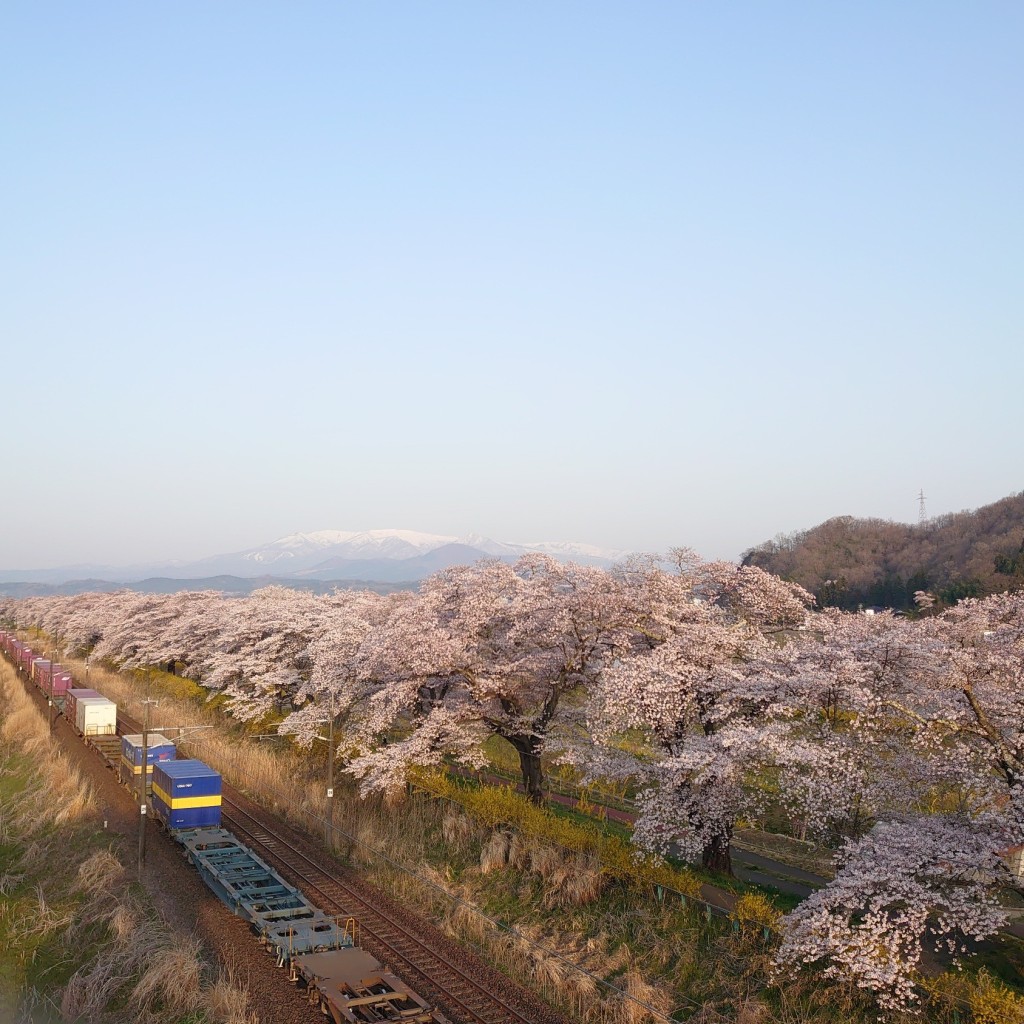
[3,555,1023,1013]
[741,491,1024,611]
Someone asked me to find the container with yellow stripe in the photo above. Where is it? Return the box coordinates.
[151,759,222,829]
[121,734,176,793]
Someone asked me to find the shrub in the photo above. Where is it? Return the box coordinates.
[413,770,702,899]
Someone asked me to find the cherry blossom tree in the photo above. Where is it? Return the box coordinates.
[581,556,815,874]
[343,555,637,802]
[91,590,229,676]
[775,596,1024,1011]
[208,586,330,717]
[776,816,1010,1013]
[772,607,935,843]
[916,592,1024,814]
[6,560,1022,1013]
[274,588,391,746]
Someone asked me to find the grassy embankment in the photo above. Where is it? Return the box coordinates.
[55,654,1024,1024]
[0,660,256,1024]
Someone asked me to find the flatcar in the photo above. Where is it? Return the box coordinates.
[289,947,445,1023]
[174,826,353,965]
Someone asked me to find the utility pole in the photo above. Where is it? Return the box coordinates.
[49,634,63,734]
[326,689,336,849]
[138,689,159,877]
[47,648,55,735]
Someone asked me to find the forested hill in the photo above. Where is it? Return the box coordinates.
[741,491,1024,611]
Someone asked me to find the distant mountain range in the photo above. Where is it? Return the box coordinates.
[0,529,630,597]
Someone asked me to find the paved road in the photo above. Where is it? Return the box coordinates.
[732,850,825,898]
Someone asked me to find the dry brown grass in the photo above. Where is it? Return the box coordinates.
[0,656,261,1024]
[58,879,208,1022]
[441,807,478,852]
[736,999,770,1024]
[75,849,126,899]
[0,665,96,833]
[349,818,385,867]
[617,966,676,1024]
[528,842,562,880]
[205,969,260,1024]
[556,854,607,908]
[531,944,571,990]
[0,883,75,944]
[108,901,144,945]
[0,704,45,744]
[130,936,205,1015]
[482,831,606,909]
[67,850,139,947]
[507,830,531,871]
[471,918,683,1024]
[445,900,490,946]
[59,950,131,1022]
[480,830,512,873]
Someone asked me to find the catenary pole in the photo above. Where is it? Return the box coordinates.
[326,688,336,848]
[138,681,158,877]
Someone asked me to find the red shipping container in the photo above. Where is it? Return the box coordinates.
[53,671,73,698]
[34,661,65,690]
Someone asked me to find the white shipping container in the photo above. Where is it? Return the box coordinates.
[76,697,117,736]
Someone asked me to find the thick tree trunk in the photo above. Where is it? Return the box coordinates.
[701,828,733,876]
[507,735,546,804]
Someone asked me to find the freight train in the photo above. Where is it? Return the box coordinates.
[0,629,447,1024]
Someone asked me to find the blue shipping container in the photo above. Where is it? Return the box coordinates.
[120,734,176,769]
[152,759,222,829]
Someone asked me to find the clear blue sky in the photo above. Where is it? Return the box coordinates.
[3,2,1022,569]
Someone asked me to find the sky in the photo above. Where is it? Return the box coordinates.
[3,2,1022,570]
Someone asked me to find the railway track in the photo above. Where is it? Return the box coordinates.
[112,711,558,1024]
[220,793,539,1024]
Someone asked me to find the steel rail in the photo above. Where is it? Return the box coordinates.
[220,793,539,1024]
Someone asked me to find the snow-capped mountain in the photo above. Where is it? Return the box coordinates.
[519,540,629,562]
[228,529,628,578]
[241,530,461,566]
[0,529,632,595]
